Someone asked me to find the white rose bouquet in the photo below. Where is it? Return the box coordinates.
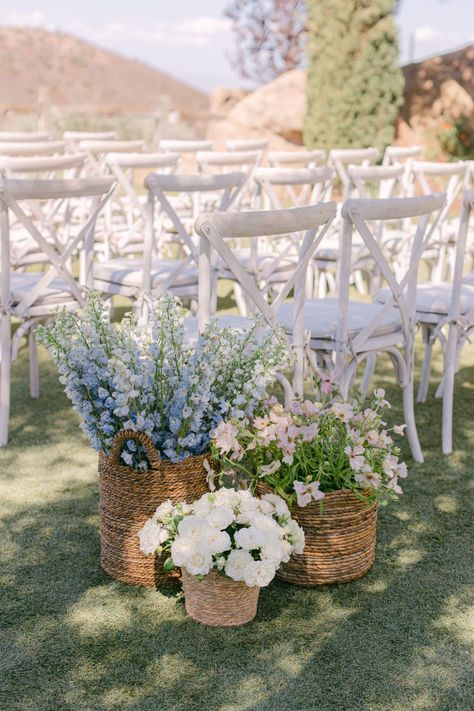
[138,488,305,588]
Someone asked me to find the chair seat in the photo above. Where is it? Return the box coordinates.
[93,258,198,289]
[374,282,474,316]
[277,297,402,340]
[10,272,75,307]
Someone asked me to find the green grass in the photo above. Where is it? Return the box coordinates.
[1,336,474,711]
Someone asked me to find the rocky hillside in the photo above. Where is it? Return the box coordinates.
[0,27,208,115]
[208,44,474,151]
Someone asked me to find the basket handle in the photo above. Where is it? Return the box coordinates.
[108,429,161,470]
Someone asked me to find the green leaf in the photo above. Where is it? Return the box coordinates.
[163,557,176,572]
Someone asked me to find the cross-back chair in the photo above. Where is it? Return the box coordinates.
[195,202,337,399]
[0,176,115,445]
[267,149,326,168]
[0,131,52,142]
[328,147,380,201]
[78,140,145,177]
[63,130,118,152]
[92,171,245,316]
[0,141,66,157]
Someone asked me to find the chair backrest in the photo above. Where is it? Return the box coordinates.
[347,164,405,199]
[159,139,214,154]
[225,139,268,153]
[196,150,259,173]
[0,131,52,142]
[382,145,422,166]
[102,152,180,254]
[335,193,446,373]
[63,130,118,141]
[409,161,467,237]
[267,149,326,168]
[0,141,66,157]
[0,176,115,315]
[142,172,246,296]
[195,202,337,330]
[328,147,380,200]
[448,190,474,321]
[254,166,335,208]
[0,154,86,178]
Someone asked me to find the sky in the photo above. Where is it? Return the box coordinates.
[2,0,474,92]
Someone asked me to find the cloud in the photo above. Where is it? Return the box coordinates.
[2,10,47,27]
[93,16,231,48]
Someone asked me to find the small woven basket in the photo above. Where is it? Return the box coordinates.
[258,485,377,586]
[99,429,209,587]
[181,568,260,626]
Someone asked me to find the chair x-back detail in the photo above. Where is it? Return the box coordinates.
[195,202,337,398]
[0,176,115,445]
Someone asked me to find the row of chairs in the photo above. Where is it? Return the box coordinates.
[1,165,473,459]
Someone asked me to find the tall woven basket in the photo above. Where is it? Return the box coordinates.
[181,569,260,626]
[259,485,377,586]
[99,429,209,587]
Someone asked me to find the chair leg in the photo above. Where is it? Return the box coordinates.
[0,314,12,447]
[441,325,459,455]
[28,328,39,399]
[233,283,248,317]
[360,354,376,398]
[417,332,433,403]
[403,378,424,463]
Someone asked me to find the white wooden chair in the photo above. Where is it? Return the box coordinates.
[92,171,245,314]
[0,141,66,157]
[267,149,326,168]
[0,131,52,142]
[63,130,118,152]
[0,176,115,446]
[159,139,214,153]
[195,202,337,398]
[382,145,422,166]
[101,152,180,258]
[78,140,145,177]
[408,161,467,281]
[0,154,87,269]
[277,193,446,462]
[225,139,268,156]
[328,147,380,201]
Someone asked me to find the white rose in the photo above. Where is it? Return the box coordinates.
[224,549,254,581]
[256,499,275,515]
[192,495,213,517]
[207,506,235,530]
[236,511,260,525]
[170,537,195,567]
[238,490,261,513]
[184,550,213,576]
[234,525,267,550]
[138,518,163,555]
[154,499,174,521]
[243,559,276,588]
[250,513,282,536]
[283,519,305,555]
[177,516,209,540]
[261,493,290,517]
[261,539,292,564]
[213,488,241,509]
[204,528,231,555]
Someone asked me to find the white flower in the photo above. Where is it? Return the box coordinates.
[203,528,231,555]
[331,402,354,423]
[224,549,255,581]
[184,550,213,576]
[170,537,196,567]
[261,539,292,564]
[344,444,365,472]
[203,458,216,492]
[397,462,408,478]
[207,506,234,530]
[243,559,276,588]
[213,488,242,509]
[283,519,305,554]
[256,498,275,515]
[138,518,164,555]
[386,477,403,495]
[238,490,261,514]
[177,516,210,540]
[154,499,173,521]
[234,525,267,550]
[261,493,290,517]
[250,512,282,536]
[259,460,281,476]
[191,496,213,517]
[393,424,406,436]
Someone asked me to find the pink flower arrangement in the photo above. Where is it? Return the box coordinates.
[209,378,408,509]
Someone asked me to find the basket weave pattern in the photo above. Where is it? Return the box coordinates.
[259,485,377,586]
[99,429,209,587]
[181,568,260,626]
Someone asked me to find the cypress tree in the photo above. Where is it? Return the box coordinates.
[304,0,404,153]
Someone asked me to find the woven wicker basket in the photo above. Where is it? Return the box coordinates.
[181,568,260,626]
[99,429,209,587]
[258,485,377,586]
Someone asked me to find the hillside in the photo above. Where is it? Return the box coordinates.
[0,27,208,115]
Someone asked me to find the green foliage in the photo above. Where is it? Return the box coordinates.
[438,116,474,161]
[304,0,404,153]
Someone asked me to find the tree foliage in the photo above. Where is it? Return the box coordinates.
[225,0,306,83]
[304,0,404,152]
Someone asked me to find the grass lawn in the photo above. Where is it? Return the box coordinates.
[1,333,473,711]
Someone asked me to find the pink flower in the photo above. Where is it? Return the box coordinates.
[259,460,281,476]
[212,421,244,460]
[393,424,406,436]
[293,480,325,507]
[355,467,382,489]
[344,444,365,472]
[320,377,334,395]
[331,402,354,423]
